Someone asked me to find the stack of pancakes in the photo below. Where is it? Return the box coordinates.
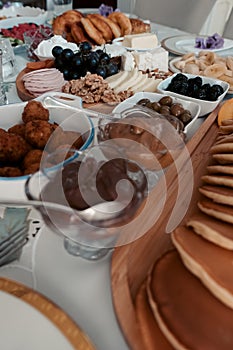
[135,118,233,349]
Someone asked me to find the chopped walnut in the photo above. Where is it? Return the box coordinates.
[62,73,133,104]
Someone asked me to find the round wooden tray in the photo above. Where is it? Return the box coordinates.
[16,68,35,102]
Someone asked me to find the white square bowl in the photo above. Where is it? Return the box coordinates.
[112,91,201,134]
[157,73,229,116]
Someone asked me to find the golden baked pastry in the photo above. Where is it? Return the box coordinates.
[80,17,105,45]
[87,14,113,42]
[108,11,132,36]
[130,18,151,34]
[52,9,83,35]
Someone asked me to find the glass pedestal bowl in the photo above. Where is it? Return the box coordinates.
[24,146,148,260]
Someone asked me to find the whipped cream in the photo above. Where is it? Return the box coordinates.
[34,35,78,60]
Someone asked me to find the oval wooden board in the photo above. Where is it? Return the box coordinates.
[111,107,220,349]
[15,68,117,114]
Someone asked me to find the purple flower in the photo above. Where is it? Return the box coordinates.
[195,37,205,49]
[195,33,224,50]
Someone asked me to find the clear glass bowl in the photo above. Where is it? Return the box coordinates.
[25,145,148,260]
[97,105,185,189]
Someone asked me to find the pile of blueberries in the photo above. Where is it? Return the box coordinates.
[165,73,224,101]
[52,41,119,80]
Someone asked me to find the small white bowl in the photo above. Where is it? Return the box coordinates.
[112,91,201,134]
[0,92,94,198]
[157,73,229,116]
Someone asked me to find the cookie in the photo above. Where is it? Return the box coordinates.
[198,200,233,224]
[187,211,233,249]
[201,174,233,188]
[172,226,233,309]
[135,282,173,350]
[148,250,233,350]
[207,164,233,175]
[199,185,233,205]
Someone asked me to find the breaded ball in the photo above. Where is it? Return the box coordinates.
[25,120,54,149]
[0,132,30,163]
[23,162,41,175]
[8,123,26,138]
[0,166,23,177]
[22,100,49,123]
[22,149,45,170]
[0,128,7,135]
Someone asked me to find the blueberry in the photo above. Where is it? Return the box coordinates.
[79,41,92,54]
[61,48,74,61]
[52,45,63,58]
[96,66,107,79]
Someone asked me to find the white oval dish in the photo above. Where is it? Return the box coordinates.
[112,91,201,134]
[157,73,229,116]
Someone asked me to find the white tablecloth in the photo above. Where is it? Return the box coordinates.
[0,22,232,350]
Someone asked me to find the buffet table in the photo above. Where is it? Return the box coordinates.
[0,19,232,350]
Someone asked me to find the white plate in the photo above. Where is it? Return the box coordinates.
[112,91,201,133]
[0,290,74,350]
[0,278,95,350]
[112,36,160,51]
[161,35,233,55]
[0,6,48,27]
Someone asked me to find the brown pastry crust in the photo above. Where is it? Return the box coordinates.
[80,17,105,45]
[98,15,121,38]
[71,22,90,43]
[87,14,113,42]
[108,12,132,35]
[52,10,83,35]
[130,18,151,34]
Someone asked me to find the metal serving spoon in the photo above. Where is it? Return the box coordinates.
[42,96,122,120]
[0,199,126,224]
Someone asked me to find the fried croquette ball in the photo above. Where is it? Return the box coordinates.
[8,124,26,138]
[23,162,41,175]
[22,101,49,124]
[0,166,23,177]
[0,128,7,135]
[0,133,30,163]
[25,120,54,149]
[22,149,45,170]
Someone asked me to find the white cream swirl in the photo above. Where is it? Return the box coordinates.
[34,35,78,60]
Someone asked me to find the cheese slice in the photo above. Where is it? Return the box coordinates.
[122,33,159,49]
[114,70,142,93]
[141,78,162,93]
[106,71,129,89]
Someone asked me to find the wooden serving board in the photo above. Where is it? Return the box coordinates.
[111,107,219,349]
[16,68,117,114]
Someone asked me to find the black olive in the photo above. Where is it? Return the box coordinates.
[137,98,150,106]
